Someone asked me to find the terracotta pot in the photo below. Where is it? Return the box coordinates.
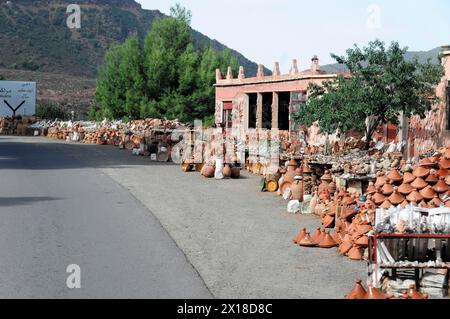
[387,168,403,182]
[298,233,318,247]
[446,175,450,186]
[332,230,343,244]
[381,183,394,195]
[355,235,369,248]
[365,286,387,299]
[403,171,416,184]
[348,245,363,260]
[445,148,450,160]
[389,189,405,205]
[366,182,376,195]
[290,179,304,201]
[339,239,353,255]
[434,179,448,193]
[419,200,429,208]
[439,158,450,169]
[398,183,413,195]
[318,231,338,248]
[346,279,367,299]
[411,177,428,190]
[425,173,439,184]
[328,181,337,194]
[419,157,436,167]
[231,167,241,179]
[202,165,215,178]
[293,227,307,244]
[311,228,322,243]
[284,160,298,183]
[431,195,443,207]
[420,185,436,200]
[407,189,423,202]
[280,181,292,194]
[222,164,232,178]
[436,168,449,178]
[400,200,409,208]
[375,175,387,188]
[380,200,392,209]
[413,166,430,178]
[322,215,335,229]
[181,162,193,172]
[319,189,331,201]
[372,192,386,205]
[321,170,332,183]
[356,224,372,235]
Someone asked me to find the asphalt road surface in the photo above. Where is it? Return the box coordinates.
[0,136,212,298]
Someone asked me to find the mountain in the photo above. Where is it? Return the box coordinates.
[0,0,267,77]
[320,47,442,74]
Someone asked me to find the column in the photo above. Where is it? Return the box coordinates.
[256,92,263,129]
[272,92,279,129]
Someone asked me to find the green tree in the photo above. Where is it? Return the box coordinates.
[293,40,444,148]
[36,101,69,120]
[93,4,240,123]
[95,34,146,119]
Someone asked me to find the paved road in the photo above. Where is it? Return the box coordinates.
[0,136,212,298]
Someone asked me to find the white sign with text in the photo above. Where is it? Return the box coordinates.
[0,81,36,117]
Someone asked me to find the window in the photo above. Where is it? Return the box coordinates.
[223,101,233,129]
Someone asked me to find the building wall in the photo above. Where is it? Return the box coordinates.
[406,49,450,157]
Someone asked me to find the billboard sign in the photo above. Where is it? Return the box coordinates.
[0,81,36,117]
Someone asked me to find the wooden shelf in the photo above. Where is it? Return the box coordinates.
[375,233,450,239]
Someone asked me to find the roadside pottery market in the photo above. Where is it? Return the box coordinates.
[1,46,450,299]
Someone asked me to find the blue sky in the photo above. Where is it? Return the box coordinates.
[137,0,450,71]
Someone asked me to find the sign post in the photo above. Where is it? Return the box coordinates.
[0,81,36,117]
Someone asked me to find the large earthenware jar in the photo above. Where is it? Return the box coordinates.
[223,164,232,178]
[284,159,298,183]
[290,176,304,201]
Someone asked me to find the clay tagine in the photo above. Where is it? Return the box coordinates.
[299,233,318,247]
[411,177,428,190]
[348,245,363,260]
[434,179,449,193]
[420,185,436,200]
[372,192,386,205]
[389,189,405,205]
[436,168,449,178]
[381,182,394,195]
[380,200,392,209]
[293,227,307,244]
[408,284,427,299]
[374,174,387,188]
[413,166,430,178]
[365,286,387,299]
[439,158,450,169]
[407,189,423,202]
[387,168,403,183]
[311,228,323,243]
[403,171,416,184]
[425,173,438,184]
[398,183,413,195]
[345,279,367,299]
[318,231,338,248]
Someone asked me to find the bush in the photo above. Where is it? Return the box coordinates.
[36,101,69,120]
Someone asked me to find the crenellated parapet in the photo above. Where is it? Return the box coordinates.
[215,55,331,86]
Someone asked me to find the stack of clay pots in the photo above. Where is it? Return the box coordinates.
[296,165,376,260]
[345,279,428,299]
[370,148,450,209]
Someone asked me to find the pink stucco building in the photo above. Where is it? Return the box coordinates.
[214,56,347,141]
[215,47,450,158]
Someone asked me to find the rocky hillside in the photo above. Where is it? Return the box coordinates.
[0,0,266,77]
